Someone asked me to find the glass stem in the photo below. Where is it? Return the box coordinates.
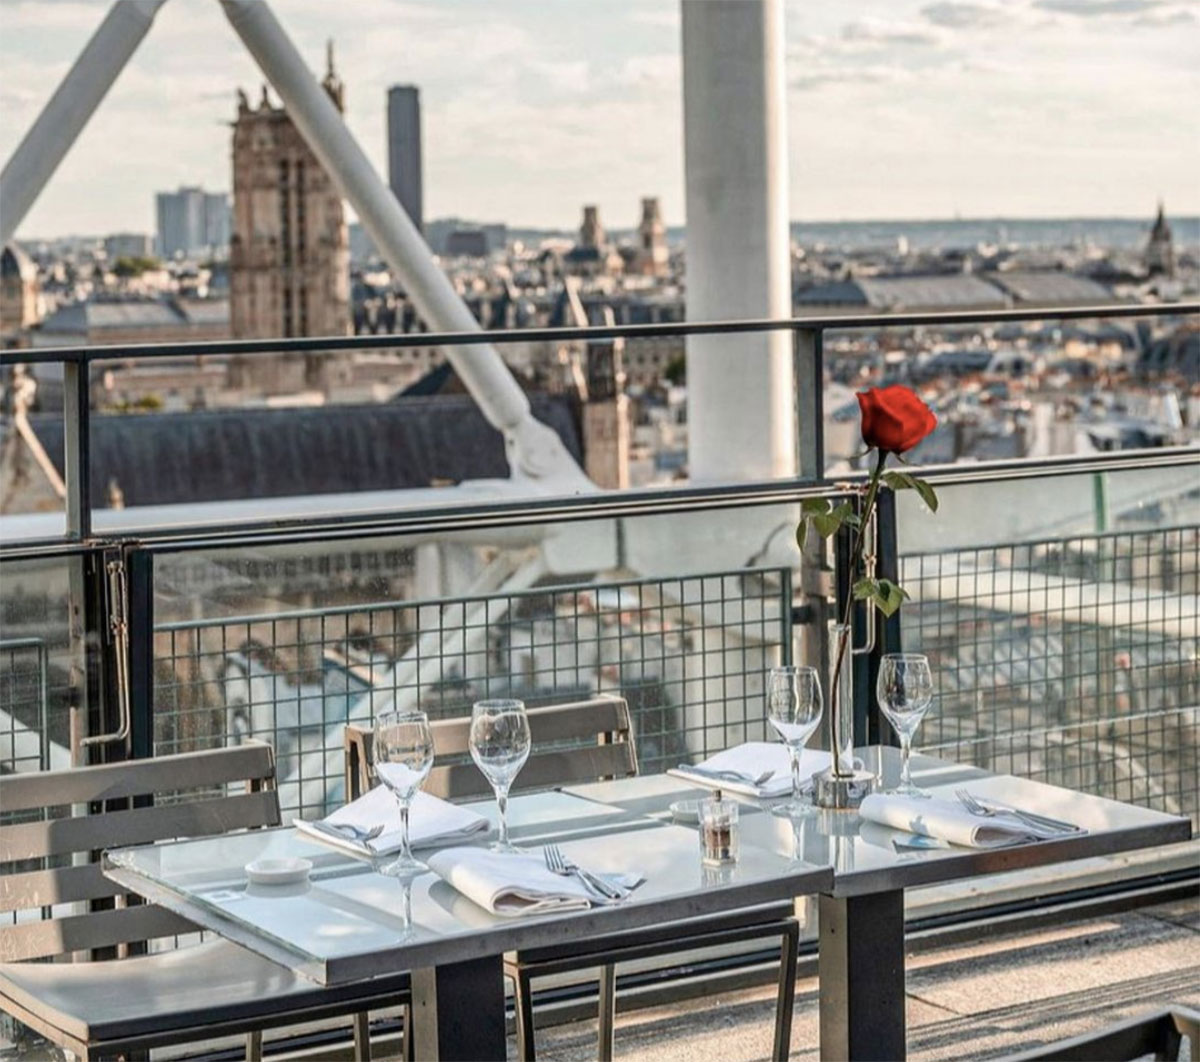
[398,796,412,862]
[496,784,510,847]
[400,878,413,930]
[900,735,912,789]
[790,747,802,799]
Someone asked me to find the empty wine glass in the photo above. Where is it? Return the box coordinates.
[469,699,531,852]
[876,654,935,796]
[372,710,435,877]
[766,665,823,818]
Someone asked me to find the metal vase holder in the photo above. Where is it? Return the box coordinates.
[813,515,879,810]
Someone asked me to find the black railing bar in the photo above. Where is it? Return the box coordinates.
[58,481,862,555]
[900,521,1199,557]
[899,445,1200,487]
[0,636,47,650]
[0,539,118,562]
[3,302,1196,366]
[153,564,789,633]
[1,446,1194,558]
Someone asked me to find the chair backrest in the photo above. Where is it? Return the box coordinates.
[345,695,638,802]
[0,743,279,963]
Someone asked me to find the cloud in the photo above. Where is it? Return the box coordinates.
[1033,0,1168,15]
[921,3,1012,28]
[840,18,947,48]
[790,66,915,92]
[1134,5,1198,21]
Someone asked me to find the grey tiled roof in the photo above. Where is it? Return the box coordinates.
[28,395,582,508]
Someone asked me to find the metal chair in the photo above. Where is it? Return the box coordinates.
[1001,1006,1200,1062]
[346,695,801,1061]
[0,744,412,1062]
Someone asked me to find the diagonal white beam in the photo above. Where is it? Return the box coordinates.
[1,0,169,247]
[220,0,590,486]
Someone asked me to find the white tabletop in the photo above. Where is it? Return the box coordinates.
[104,789,832,985]
[566,747,1192,898]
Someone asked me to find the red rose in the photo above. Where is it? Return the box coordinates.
[856,386,938,454]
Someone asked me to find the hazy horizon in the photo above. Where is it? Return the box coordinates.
[2,0,1197,239]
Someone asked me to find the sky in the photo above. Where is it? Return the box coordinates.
[1,0,1197,239]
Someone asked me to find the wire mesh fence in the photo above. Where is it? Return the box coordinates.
[901,525,1200,827]
[153,567,793,820]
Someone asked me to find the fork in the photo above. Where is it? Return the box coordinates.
[955,790,1076,834]
[681,765,776,787]
[543,844,626,900]
[312,821,385,846]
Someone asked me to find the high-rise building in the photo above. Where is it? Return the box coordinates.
[105,233,153,260]
[387,85,423,234]
[155,187,231,258]
[229,44,350,355]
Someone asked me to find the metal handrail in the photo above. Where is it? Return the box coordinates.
[56,447,1200,555]
[2,301,1196,366]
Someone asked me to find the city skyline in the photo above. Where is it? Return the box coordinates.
[1,0,1198,239]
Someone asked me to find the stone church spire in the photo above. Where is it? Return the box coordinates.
[321,39,345,113]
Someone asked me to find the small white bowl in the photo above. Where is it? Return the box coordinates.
[245,857,312,886]
[669,799,702,824]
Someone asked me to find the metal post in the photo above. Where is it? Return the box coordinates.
[126,550,154,761]
[794,327,824,481]
[682,0,795,484]
[818,891,906,1061]
[62,361,91,541]
[410,955,507,1060]
[868,489,903,746]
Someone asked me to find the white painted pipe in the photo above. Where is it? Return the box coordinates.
[219,1,588,485]
[681,0,795,484]
[0,0,169,247]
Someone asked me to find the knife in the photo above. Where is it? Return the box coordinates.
[972,798,1080,834]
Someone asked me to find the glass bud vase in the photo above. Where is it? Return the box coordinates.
[812,620,876,809]
[828,621,856,777]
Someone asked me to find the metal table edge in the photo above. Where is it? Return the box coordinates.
[104,852,833,987]
[827,815,1193,898]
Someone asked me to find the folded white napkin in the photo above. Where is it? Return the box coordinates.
[859,794,1069,848]
[295,787,487,856]
[668,742,832,798]
[427,846,629,917]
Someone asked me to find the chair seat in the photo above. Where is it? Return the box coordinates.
[512,900,797,967]
[0,939,411,1046]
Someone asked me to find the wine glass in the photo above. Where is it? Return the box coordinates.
[469,699,531,852]
[766,665,823,818]
[876,654,935,796]
[372,710,435,877]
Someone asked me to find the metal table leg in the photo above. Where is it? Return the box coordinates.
[818,890,906,1061]
[411,954,508,1061]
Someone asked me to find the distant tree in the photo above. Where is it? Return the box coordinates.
[113,394,164,412]
[112,255,161,277]
[664,353,686,386]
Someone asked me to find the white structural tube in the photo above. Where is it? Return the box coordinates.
[220,0,588,486]
[0,0,168,247]
[681,0,796,484]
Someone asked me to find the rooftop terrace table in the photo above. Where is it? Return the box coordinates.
[566,746,1193,1061]
[104,789,832,1061]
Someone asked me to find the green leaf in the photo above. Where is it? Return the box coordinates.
[810,509,843,538]
[882,470,939,513]
[910,476,939,513]
[800,498,830,516]
[874,578,911,617]
[852,577,878,602]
